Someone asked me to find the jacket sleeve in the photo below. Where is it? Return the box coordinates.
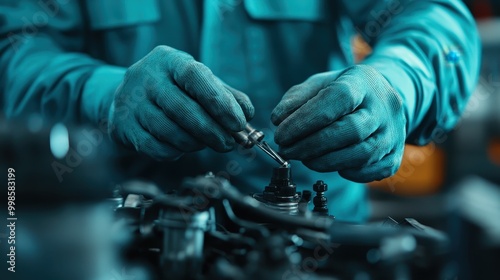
[340,0,481,145]
[0,1,126,125]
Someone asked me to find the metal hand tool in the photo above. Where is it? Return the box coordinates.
[232,124,288,167]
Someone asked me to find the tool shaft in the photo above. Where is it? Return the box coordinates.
[232,123,288,167]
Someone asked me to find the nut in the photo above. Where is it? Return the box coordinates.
[313,180,328,192]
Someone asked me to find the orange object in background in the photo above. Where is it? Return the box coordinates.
[352,35,372,62]
[368,144,446,196]
[488,138,500,166]
[471,0,494,18]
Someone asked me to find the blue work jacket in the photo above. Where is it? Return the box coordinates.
[0,0,480,222]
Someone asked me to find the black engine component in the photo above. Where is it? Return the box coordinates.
[110,172,453,280]
[5,121,496,280]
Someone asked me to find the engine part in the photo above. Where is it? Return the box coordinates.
[253,166,301,215]
[158,208,209,280]
[2,119,479,280]
[313,180,329,216]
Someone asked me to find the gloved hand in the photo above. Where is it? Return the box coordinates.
[108,46,254,160]
[271,65,407,183]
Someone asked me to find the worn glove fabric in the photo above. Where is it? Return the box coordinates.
[271,65,406,183]
[108,46,254,160]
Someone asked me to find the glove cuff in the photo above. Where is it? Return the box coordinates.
[81,65,126,125]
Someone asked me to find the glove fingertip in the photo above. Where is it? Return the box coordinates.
[273,130,286,146]
[233,115,247,132]
[338,169,372,183]
[270,109,284,126]
[222,85,255,122]
[242,102,255,121]
[217,143,235,153]
[219,106,246,132]
[278,147,291,159]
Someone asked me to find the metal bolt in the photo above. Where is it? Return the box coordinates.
[313,180,328,215]
[313,180,328,192]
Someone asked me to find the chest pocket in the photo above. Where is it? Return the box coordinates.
[85,0,160,29]
[243,0,327,21]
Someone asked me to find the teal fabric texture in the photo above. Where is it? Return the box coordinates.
[108,45,254,160]
[0,0,480,222]
[272,65,407,183]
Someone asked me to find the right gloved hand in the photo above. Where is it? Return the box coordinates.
[108,46,254,160]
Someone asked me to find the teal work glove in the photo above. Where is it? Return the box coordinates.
[108,46,254,160]
[271,65,406,183]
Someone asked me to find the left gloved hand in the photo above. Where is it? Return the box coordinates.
[271,65,407,183]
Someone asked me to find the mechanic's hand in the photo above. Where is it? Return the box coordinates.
[271,65,406,182]
[108,46,254,160]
